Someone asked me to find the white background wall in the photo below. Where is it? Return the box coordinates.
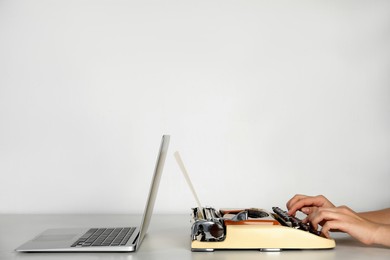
[1,0,389,214]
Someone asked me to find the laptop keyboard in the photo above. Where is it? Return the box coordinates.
[71,227,136,247]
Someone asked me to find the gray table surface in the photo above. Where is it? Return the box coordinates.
[0,214,388,259]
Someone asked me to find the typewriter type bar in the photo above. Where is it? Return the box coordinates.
[190,206,336,252]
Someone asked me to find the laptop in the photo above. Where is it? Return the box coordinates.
[16,135,170,252]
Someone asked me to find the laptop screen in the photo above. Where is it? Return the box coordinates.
[137,135,170,245]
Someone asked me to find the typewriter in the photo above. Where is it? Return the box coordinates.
[190,206,335,252]
[173,151,335,252]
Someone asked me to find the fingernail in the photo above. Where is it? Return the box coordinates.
[301,208,309,213]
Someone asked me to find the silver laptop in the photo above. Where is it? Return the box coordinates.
[16,135,170,252]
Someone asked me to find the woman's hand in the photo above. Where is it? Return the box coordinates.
[287,194,335,216]
[286,194,390,247]
[306,206,381,245]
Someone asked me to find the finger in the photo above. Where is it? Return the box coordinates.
[308,208,346,229]
[307,208,326,227]
[287,196,314,215]
[320,227,330,238]
[320,220,344,236]
[286,194,307,210]
[287,196,324,216]
[301,206,318,215]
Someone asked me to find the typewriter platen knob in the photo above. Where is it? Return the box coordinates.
[209,223,225,239]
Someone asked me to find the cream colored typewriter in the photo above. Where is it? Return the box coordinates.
[173,151,335,252]
[190,206,336,252]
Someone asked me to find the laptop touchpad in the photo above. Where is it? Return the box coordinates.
[33,234,76,242]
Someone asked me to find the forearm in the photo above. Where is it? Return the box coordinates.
[358,208,390,224]
[372,224,390,247]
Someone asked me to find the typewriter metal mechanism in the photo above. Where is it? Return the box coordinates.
[190,206,336,252]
